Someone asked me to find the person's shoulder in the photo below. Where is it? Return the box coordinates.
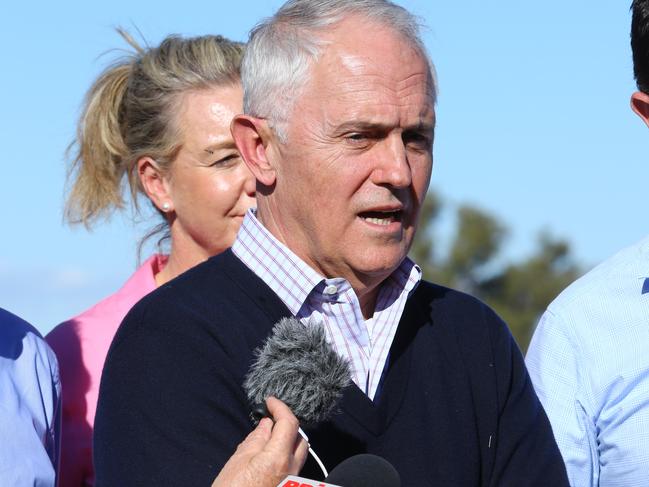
[116,250,266,339]
[414,280,503,322]
[411,280,509,341]
[138,250,250,309]
[0,307,42,339]
[104,251,278,376]
[162,250,240,290]
[410,282,520,394]
[532,235,649,382]
[46,254,161,350]
[1,308,49,355]
[546,234,649,324]
[0,307,58,378]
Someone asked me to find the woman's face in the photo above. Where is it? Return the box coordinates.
[165,84,255,259]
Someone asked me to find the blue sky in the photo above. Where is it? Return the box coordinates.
[2,1,645,335]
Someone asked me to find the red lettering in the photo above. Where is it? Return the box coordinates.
[280,482,300,487]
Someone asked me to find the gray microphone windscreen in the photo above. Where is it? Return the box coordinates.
[244,317,351,424]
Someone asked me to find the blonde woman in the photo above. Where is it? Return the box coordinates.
[46,32,255,487]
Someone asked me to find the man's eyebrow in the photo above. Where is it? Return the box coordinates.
[404,121,435,133]
[333,121,392,133]
[334,120,435,134]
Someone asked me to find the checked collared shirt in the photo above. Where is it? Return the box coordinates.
[232,209,421,400]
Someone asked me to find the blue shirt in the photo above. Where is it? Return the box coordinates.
[526,235,649,487]
[0,308,61,486]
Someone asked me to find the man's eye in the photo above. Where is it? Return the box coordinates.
[345,133,376,147]
[347,133,367,141]
[403,132,432,150]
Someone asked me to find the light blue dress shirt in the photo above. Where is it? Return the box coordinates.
[0,308,61,486]
[526,235,649,487]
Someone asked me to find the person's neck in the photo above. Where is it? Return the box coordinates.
[358,285,380,320]
[256,205,387,320]
[154,238,211,287]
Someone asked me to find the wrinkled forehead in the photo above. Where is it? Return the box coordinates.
[312,17,434,102]
[301,19,435,120]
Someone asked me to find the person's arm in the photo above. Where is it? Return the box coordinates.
[0,310,61,487]
[526,309,597,487]
[212,397,308,487]
[485,307,570,487]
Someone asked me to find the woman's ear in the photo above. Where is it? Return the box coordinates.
[137,157,173,213]
[231,115,277,187]
[631,91,649,129]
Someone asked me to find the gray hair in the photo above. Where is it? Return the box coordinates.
[242,0,437,142]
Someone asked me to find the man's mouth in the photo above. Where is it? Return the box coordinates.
[359,209,403,226]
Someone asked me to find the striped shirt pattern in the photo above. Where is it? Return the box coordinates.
[232,209,421,400]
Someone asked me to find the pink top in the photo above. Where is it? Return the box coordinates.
[46,254,167,487]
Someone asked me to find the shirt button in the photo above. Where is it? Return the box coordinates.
[323,284,338,295]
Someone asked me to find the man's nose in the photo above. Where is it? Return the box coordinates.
[370,135,412,188]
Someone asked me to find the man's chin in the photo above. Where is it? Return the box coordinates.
[351,250,409,279]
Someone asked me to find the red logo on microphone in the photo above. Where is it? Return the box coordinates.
[277,475,341,487]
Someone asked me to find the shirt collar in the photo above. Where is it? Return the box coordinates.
[232,208,421,315]
[232,209,325,315]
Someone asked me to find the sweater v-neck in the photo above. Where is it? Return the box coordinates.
[218,248,416,436]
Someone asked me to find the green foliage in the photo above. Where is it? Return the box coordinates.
[410,192,581,351]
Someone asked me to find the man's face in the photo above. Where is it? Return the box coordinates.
[268,17,435,289]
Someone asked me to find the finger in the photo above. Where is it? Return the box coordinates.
[233,417,273,456]
[264,397,301,454]
[290,435,309,474]
[265,396,294,421]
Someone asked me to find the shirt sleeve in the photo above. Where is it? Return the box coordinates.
[526,309,598,487]
[0,315,61,487]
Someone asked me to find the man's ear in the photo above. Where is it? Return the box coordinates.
[231,115,277,187]
[631,91,649,129]
[137,157,173,213]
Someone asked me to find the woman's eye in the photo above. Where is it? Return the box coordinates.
[210,154,240,167]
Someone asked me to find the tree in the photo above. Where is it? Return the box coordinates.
[410,191,581,351]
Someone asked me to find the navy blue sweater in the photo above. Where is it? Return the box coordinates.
[94,250,568,486]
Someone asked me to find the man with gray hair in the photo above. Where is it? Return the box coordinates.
[95,1,569,485]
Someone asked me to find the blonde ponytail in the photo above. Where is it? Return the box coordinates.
[65,61,132,225]
[64,29,244,229]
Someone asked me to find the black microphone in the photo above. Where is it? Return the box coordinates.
[276,454,401,487]
[325,454,401,487]
[244,317,351,425]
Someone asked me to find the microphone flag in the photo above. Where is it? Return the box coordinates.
[277,475,342,487]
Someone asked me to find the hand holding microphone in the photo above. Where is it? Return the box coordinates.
[244,317,351,477]
[211,396,308,487]
[244,317,351,425]
[236,318,401,487]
